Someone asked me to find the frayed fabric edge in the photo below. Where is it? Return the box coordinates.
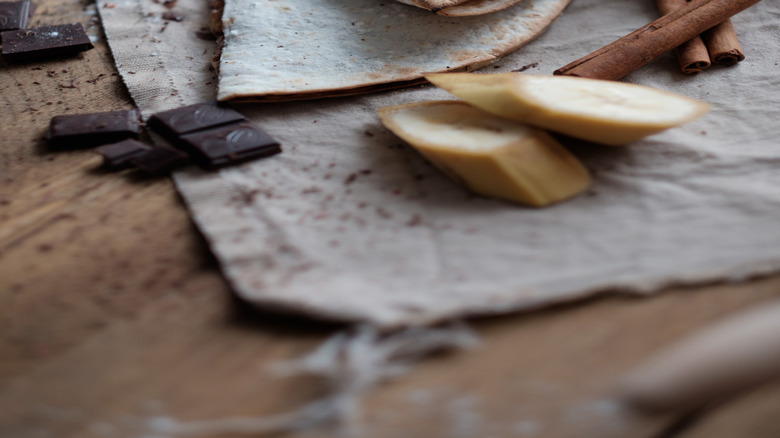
[146,323,479,437]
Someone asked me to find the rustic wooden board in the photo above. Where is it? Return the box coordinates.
[1,1,780,437]
[0,0,225,381]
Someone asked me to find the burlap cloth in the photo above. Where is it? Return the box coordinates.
[99,0,780,327]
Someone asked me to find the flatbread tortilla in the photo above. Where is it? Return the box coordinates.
[397,0,526,16]
[218,0,570,102]
[395,0,470,12]
[438,0,527,16]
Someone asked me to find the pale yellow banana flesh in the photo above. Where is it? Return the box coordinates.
[377,101,591,207]
[424,73,711,146]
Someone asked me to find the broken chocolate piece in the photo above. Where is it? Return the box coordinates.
[96,139,152,169]
[0,1,34,34]
[130,146,189,175]
[179,121,281,168]
[147,101,246,147]
[161,11,184,21]
[48,109,140,148]
[147,101,281,169]
[1,23,94,60]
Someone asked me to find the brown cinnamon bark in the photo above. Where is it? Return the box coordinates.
[656,0,711,75]
[703,19,746,65]
[554,0,761,80]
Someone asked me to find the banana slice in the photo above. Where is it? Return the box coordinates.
[378,101,591,207]
[424,73,710,146]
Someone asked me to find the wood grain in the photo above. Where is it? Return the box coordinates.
[0,0,224,381]
[2,1,780,437]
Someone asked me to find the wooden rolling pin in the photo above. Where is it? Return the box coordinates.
[619,300,780,412]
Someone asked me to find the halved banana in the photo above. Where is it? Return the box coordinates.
[378,101,591,207]
[424,73,711,146]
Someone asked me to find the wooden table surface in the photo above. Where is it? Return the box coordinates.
[2,1,780,437]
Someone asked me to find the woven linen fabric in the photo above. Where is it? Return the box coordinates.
[100,0,780,327]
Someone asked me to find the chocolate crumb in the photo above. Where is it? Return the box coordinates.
[406,214,423,227]
[194,30,215,41]
[240,189,261,203]
[162,12,184,21]
[376,207,392,219]
[512,62,539,72]
[344,173,357,184]
[86,74,106,84]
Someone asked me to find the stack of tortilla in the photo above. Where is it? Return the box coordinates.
[217,0,570,101]
[397,0,525,16]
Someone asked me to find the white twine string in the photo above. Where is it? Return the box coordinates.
[146,323,479,437]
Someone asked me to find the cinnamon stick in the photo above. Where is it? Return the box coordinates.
[554,0,761,81]
[703,19,745,65]
[655,0,711,75]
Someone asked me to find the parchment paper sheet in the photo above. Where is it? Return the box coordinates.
[100,0,780,327]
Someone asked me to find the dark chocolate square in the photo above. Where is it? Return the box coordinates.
[48,109,140,148]
[178,122,281,168]
[147,101,246,146]
[0,1,34,34]
[96,139,152,169]
[130,146,190,175]
[1,23,94,61]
